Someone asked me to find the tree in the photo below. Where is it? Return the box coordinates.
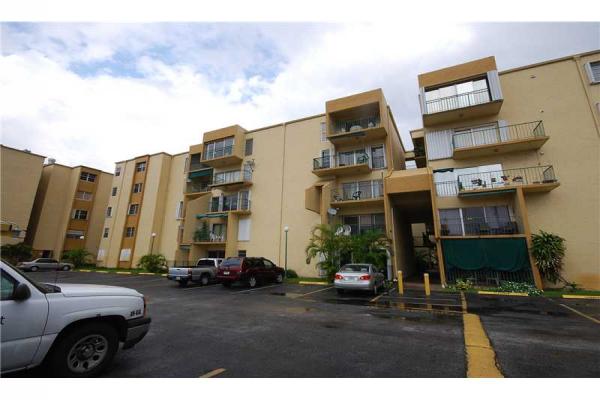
[531,230,566,285]
[305,224,350,281]
[347,229,390,270]
[137,253,167,273]
[0,242,33,264]
[62,248,92,268]
[194,221,210,242]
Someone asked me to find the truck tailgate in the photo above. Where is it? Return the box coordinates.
[168,268,189,277]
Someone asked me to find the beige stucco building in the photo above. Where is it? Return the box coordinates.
[0,145,45,245]
[26,162,112,259]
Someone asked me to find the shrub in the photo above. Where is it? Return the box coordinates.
[449,278,474,291]
[62,248,92,268]
[1,242,33,264]
[285,269,299,279]
[531,230,566,284]
[497,281,543,296]
[137,253,167,273]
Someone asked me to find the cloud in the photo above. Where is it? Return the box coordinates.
[1,22,598,171]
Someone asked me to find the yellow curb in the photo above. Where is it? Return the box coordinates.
[138,272,156,275]
[478,291,528,297]
[96,271,109,273]
[298,281,328,286]
[463,313,503,378]
[199,368,226,378]
[562,294,600,300]
[116,272,131,275]
[161,274,167,277]
[78,269,91,272]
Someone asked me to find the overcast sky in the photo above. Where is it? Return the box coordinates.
[1,22,598,171]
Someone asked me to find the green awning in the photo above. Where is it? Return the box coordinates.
[196,213,228,219]
[189,169,212,178]
[442,238,530,272]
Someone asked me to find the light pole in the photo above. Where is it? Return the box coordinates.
[150,232,157,254]
[284,226,289,279]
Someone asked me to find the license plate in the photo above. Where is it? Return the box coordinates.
[347,276,357,281]
[175,277,181,281]
[223,271,230,275]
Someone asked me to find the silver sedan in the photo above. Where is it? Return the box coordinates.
[17,258,74,272]
[334,264,385,295]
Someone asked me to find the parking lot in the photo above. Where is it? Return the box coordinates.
[9,270,600,377]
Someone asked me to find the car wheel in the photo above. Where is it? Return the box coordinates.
[48,321,118,377]
[30,266,39,272]
[248,276,257,288]
[178,280,188,287]
[62,265,71,271]
[336,288,345,295]
[200,274,210,286]
[275,273,283,284]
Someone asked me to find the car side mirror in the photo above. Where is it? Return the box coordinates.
[13,283,31,301]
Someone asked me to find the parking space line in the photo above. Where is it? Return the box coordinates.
[181,284,220,291]
[199,368,226,378]
[296,285,333,298]
[231,284,280,294]
[559,303,600,324]
[462,313,503,378]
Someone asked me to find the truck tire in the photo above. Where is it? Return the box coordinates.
[178,280,188,287]
[247,275,257,288]
[200,274,210,286]
[47,321,119,377]
[61,265,71,271]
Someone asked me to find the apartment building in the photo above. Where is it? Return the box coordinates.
[0,145,45,245]
[97,152,187,268]
[390,51,600,289]
[26,161,112,259]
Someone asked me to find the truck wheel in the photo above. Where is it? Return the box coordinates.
[30,266,39,272]
[178,280,188,287]
[48,321,119,377]
[248,276,257,288]
[200,274,210,286]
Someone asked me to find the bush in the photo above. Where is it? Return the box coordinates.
[531,230,566,284]
[285,269,299,279]
[497,281,543,296]
[449,278,474,291]
[137,253,167,273]
[62,248,92,268]
[1,242,33,264]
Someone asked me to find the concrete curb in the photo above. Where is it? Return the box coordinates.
[562,294,600,300]
[298,281,328,286]
[478,290,529,297]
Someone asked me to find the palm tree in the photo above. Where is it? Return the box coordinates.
[347,229,390,270]
[305,224,349,281]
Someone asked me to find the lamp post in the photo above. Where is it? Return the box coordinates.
[284,226,289,279]
[150,232,157,254]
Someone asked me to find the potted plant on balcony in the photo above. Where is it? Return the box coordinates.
[193,221,210,242]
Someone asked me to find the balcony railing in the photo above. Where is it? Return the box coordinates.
[452,121,545,150]
[331,180,383,202]
[212,169,252,185]
[313,152,369,170]
[209,194,251,213]
[203,145,234,161]
[440,217,519,236]
[333,116,381,135]
[344,224,386,236]
[186,181,211,194]
[194,229,226,243]
[435,166,558,197]
[425,88,491,114]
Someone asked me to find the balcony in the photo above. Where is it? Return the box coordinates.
[209,169,253,190]
[201,145,243,168]
[440,217,520,237]
[328,115,387,145]
[185,181,211,196]
[192,227,227,245]
[452,121,548,159]
[423,88,502,126]
[435,166,559,197]
[312,153,371,177]
[207,192,251,215]
[331,180,384,207]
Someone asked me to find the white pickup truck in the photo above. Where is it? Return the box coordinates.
[0,260,151,377]
[167,258,223,287]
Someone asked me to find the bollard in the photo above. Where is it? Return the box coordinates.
[424,273,431,296]
[397,270,404,295]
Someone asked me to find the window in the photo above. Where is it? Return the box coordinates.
[214,170,241,185]
[76,191,93,201]
[238,218,251,241]
[103,228,109,238]
[189,153,202,170]
[342,214,385,235]
[263,259,275,268]
[586,61,600,84]
[125,227,136,237]
[128,204,139,215]
[245,138,253,156]
[208,250,226,259]
[66,230,85,239]
[115,166,121,176]
[425,78,490,113]
[136,162,146,172]
[106,207,112,217]
[133,183,143,193]
[72,209,88,220]
[371,145,386,169]
[119,248,131,261]
[97,249,106,260]
[320,122,328,142]
[1,270,17,301]
[340,180,383,201]
[176,201,184,219]
[439,205,516,236]
[111,187,118,196]
[80,172,97,182]
[203,137,234,160]
[320,149,331,169]
[238,250,247,257]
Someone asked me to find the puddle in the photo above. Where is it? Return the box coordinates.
[270,292,303,299]
[470,306,570,317]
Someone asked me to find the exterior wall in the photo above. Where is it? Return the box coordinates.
[158,153,187,263]
[0,145,45,245]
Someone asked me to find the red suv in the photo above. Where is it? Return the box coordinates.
[217,257,285,288]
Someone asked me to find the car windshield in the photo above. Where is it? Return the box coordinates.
[1,259,50,294]
[340,264,370,273]
[221,258,242,267]
[197,259,215,267]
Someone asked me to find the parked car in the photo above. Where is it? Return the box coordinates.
[334,263,385,295]
[217,257,284,288]
[167,258,223,287]
[17,258,74,272]
[0,260,151,377]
